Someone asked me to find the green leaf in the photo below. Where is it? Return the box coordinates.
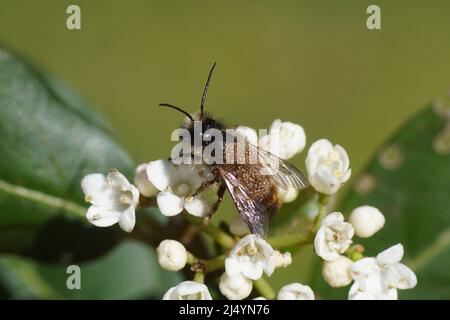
[312,104,450,299]
[0,240,181,299]
[0,48,134,261]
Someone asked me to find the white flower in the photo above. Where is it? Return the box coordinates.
[305,139,351,195]
[349,270,397,300]
[157,239,188,272]
[259,119,306,160]
[277,283,314,300]
[229,215,250,237]
[163,281,212,300]
[275,250,292,268]
[134,163,158,197]
[349,244,417,300]
[225,234,276,280]
[219,272,253,300]
[322,255,353,288]
[314,212,354,261]
[146,159,213,217]
[253,297,267,300]
[234,126,258,146]
[81,170,139,232]
[349,205,385,238]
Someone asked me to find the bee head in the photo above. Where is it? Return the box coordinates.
[159,62,223,146]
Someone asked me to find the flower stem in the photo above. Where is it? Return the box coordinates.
[187,252,198,265]
[183,213,235,249]
[253,278,276,300]
[187,252,226,273]
[313,193,330,231]
[193,272,205,283]
[267,232,312,249]
[203,254,226,273]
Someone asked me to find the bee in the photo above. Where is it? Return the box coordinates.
[159,63,308,237]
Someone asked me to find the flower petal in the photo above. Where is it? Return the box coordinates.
[382,263,417,290]
[107,169,131,189]
[314,226,339,261]
[184,196,210,217]
[321,212,345,227]
[266,120,306,160]
[348,281,377,300]
[129,183,140,207]
[156,192,184,216]
[376,243,404,267]
[134,163,158,197]
[81,173,107,197]
[118,207,136,232]
[147,159,173,191]
[350,257,378,280]
[225,257,242,276]
[86,205,120,227]
[241,261,263,280]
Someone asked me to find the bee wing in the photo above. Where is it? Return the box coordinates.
[246,142,309,191]
[218,168,270,237]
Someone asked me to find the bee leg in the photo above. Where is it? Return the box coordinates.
[192,179,216,197]
[203,183,226,224]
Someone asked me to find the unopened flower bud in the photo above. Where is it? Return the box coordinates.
[219,273,253,300]
[277,283,314,300]
[157,239,188,271]
[229,215,250,236]
[349,206,385,238]
[322,255,353,288]
[163,281,212,300]
[277,187,299,203]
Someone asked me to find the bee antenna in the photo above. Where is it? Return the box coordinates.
[159,103,194,122]
[200,62,217,116]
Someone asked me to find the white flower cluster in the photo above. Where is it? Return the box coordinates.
[301,132,416,299]
[349,244,417,300]
[162,234,314,300]
[80,116,417,300]
[313,206,416,299]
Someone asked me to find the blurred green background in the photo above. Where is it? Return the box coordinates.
[1,0,450,299]
[2,0,450,171]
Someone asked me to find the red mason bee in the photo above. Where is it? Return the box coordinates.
[160,63,308,237]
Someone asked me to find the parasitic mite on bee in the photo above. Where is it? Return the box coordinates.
[159,63,309,237]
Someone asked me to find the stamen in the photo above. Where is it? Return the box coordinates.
[120,196,132,204]
[333,169,343,177]
[247,244,258,256]
[330,150,340,161]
